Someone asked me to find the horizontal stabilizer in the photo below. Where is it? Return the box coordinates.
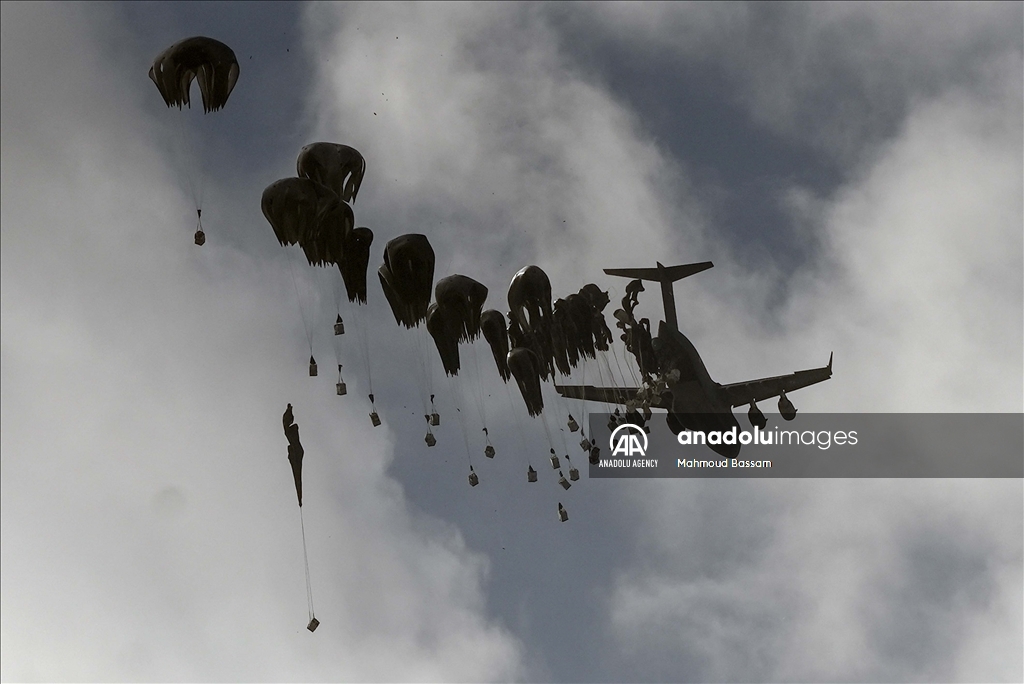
[604,261,713,283]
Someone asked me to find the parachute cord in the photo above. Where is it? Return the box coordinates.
[538,402,558,460]
[331,282,344,372]
[414,327,434,417]
[502,377,532,465]
[299,507,315,621]
[331,272,343,319]
[417,326,435,399]
[578,357,591,432]
[174,109,204,215]
[599,350,626,412]
[446,373,473,467]
[287,257,314,355]
[357,306,373,395]
[549,381,574,457]
[469,340,489,435]
[621,340,641,386]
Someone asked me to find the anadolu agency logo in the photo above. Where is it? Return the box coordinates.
[610,423,649,457]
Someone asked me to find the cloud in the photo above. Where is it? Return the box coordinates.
[1,4,521,680]
[3,3,1020,682]
[573,6,1023,681]
[301,2,709,296]
[581,2,1023,164]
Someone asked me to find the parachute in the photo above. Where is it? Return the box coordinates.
[551,291,609,376]
[341,227,374,304]
[507,347,545,417]
[283,403,304,506]
[507,265,554,380]
[282,403,317,631]
[426,275,488,376]
[297,143,366,205]
[434,275,488,343]
[480,310,511,382]
[261,178,350,268]
[149,37,239,112]
[579,283,613,352]
[150,36,239,245]
[378,234,435,328]
[426,303,461,377]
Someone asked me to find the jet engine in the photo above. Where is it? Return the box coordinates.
[748,401,768,430]
[778,391,797,421]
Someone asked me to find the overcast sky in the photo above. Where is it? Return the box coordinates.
[2,2,1021,682]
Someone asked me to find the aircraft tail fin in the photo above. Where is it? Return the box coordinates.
[604,261,713,283]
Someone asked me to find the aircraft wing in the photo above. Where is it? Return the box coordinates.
[720,353,833,408]
[555,385,672,409]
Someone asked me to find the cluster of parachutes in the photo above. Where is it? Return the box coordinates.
[503,267,615,419]
[262,144,373,305]
[147,34,620,431]
[612,280,659,378]
[150,34,636,630]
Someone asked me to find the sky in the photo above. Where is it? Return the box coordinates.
[1,2,1021,682]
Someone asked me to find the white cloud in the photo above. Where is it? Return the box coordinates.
[1,4,521,680]
[586,6,1022,681]
[3,3,1020,682]
[583,2,1022,163]
[301,2,707,297]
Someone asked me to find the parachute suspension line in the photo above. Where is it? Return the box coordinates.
[537,400,558,459]
[174,108,205,215]
[331,272,343,319]
[469,341,490,439]
[446,372,473,467]
[287,257,314,356]
[416,325,435,399]
[578,357,592,429]
[501,375,531,465]
[414,327,435,419]
[620,337,642,386]
[331,277,344,371]
[550,383,575,457]
[356,304,373,395]
[299,507,315,622]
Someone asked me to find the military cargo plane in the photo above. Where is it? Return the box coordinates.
[555,262,832,458]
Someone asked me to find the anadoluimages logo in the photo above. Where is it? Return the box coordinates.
[610,423,649,457]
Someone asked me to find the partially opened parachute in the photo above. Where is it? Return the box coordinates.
[551,292,603,376]
[508,347,545,417]
[261,178,351,268]
[341,227,374,304]
[282,403,304,507]
[426,275,489,376]
[508,265,554,380]
[379,234,435,328]
[297,143,366,204]
[480,310,511,382]
[149,37,239,113]
[434,275,488,342]
[426,303,461,376]
[281,403,317,631]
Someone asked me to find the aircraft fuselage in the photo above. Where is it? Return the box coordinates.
[653,321,742,457]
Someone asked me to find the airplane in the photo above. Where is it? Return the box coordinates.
[555,261,832,458]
